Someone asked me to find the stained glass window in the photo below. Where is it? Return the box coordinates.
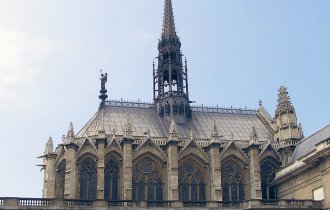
[221,161,245,202]
[261,160,278,199]
[179,162,206,202]
[104,157,120,201]
[79,157,97,200]
[132,158,164,201]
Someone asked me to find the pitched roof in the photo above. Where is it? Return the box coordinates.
[76,102,273,147]
[290,124,330,162]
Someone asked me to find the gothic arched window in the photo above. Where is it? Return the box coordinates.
[132,158,164,201]
[221,161,245,202]
[104,157,120,201]
[79,157,97,200]
[261,160,278,199]
[55,160,66,199]
[179,162,206,202]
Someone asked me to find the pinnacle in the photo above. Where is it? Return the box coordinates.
[162,0,177,38]
[67,122,74,138]
[169,118,178,134]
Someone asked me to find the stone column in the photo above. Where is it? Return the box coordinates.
[44,153,57,198]
[122,138,133,200]
[207,142,222,201]
[65,143,78,199]
[247,144,262,200]
[96,138,107,199]
[166,140,179,200]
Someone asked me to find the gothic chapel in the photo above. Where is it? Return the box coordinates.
[41,0,305,205]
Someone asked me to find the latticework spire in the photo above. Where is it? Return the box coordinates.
[275,86,295,117]
[162,0,177,38]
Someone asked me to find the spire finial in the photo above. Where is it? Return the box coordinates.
[162,0,177,38]
[99,70,108,109]
[275,86,295,117]
[67,122,74,138]
[45,136,54,154]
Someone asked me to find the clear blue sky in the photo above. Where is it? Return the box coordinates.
[0,0,329,197]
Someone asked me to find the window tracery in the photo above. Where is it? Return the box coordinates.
[132,158,163,201]
[221,161,245,202]
[261,160,278,199]
[179,162,206,202]
[104,157,120,201]
[79,157,97,200]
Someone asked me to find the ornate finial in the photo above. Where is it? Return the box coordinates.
[258,99,263,107]
[67,122,74,138]
[275,86,295,116]
[124,114,133,139]
[229,132,234,141]
[99,70,108,109]
[189,130,194,141]
[249,126,259,145]
[162,0,177,38]
[112,129,116,139]
[45,136,54,154]
[170,118,178,134]
[211,119,219,137]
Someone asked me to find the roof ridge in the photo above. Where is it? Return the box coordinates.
[295,123,330,146]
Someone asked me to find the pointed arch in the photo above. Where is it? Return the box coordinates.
[259,144,282,164]
[55,159,66,199]
[221,160,246,202]
[219,142,248,165]
[178,160,208,202]
[77,139,97,160]
[132,157,165,201]
[178,140,210,165]
[105,139,122,158]
[133,139,167,163]
[78,154,97,200]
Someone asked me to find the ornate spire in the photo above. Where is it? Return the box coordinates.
[249,126,259,145]
[162,0,177,38]
[275,86,295,117]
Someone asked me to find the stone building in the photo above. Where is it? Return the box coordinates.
[31,0,328,210]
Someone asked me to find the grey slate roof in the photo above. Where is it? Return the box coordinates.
[76,103,273,146]
[290,124,330,162]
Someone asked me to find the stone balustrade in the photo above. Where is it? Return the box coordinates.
[0,198,323,210]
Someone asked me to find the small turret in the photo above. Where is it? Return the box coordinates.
[273,86,303,165]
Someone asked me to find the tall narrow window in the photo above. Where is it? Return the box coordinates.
[104,157,120,201]
[179,162,206,202]
[261,160,278,199]
[80,157,97,200]
[55,160,66,199]
[132,158,164,201]
[221,161,245,202]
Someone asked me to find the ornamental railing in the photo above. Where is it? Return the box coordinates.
[147,201,172,207]
[65,199,94,206]
[108,200,134,207]
[105,99,154,109]
[191,105,256,115]
[182,201,207,207]
[0,198,322,209]
[19,198,52,206]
